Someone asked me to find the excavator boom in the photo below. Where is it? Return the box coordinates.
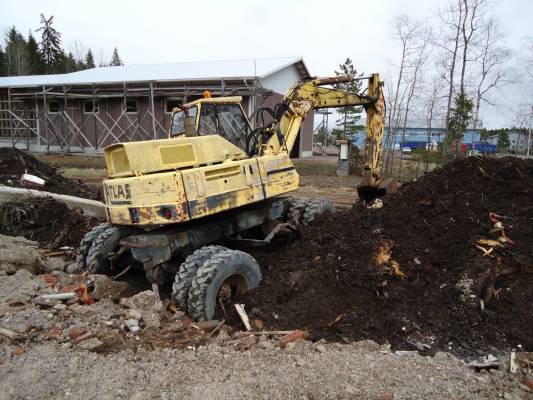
[258,73,388,200]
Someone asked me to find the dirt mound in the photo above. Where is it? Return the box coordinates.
[0,197,100,249]
[244,156,533,356]
[0,147,100,200]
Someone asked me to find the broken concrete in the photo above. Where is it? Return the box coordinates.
[0,234,43,275]
[89,275,128,302]
[119,290,162,329]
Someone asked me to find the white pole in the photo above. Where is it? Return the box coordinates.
[527,106,533,158]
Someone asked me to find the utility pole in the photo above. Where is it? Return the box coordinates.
[527,106,533,158]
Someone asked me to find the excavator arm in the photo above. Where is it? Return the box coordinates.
[259,74,385,182]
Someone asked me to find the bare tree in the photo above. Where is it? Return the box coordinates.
[69,39,87,68]
[398,26,432,177]
[383,15,423,173]
[436,0,464,131]
[459,0,487,94]
[471,17,511,130]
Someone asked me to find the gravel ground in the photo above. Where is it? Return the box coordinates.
[0,340,522,400]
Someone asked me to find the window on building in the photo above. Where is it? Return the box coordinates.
[165,98,183,114]
[83,100,99,114]
[48,100,61,113]
[126,100,138,113]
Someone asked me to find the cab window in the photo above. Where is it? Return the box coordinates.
[216,104,249,149]
[199,104,218,135]
[170,106,197,136]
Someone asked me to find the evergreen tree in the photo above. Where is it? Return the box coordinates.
[333,58,363,137]
[37,14,63,73]
[110,47,123,66]
[445,92,473,153]
[5,26,28,76]
[0,46,7,76]
[64,52,78,72]
[26,31,44,74]
[85,49,95,69]
[497,130,510,153]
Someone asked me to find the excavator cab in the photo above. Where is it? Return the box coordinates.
[170,97,251,152]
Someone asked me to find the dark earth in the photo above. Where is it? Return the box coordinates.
[1,147,532,357]
[0,197,100,249]
[241,156,533,357]
[0,147,100,200]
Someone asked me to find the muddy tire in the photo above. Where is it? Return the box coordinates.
[172,245,226,311]
[302,198,335,226]
[288,197,307,226]
[187,249,261,321]
[83,225,133,274]
[76,223,111,272]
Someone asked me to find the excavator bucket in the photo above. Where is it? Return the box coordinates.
[356,169,399,203]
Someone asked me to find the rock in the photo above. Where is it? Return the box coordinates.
[77,337,103,352]
[279,330,309,349]
[0,234,44,275]
[97,329,124,352]
[120,290,162,329]
[89,275,128,302]
[72,331,93,344]
[237,335,257,350]
[11,347,26,356]
[196,320,220,331]
[315,344,327,354]
[42,257,67,273]
[68,325,88,340]
[0,269,41,304]
[125,309,142,321]
[125,319,140,333]
[69,304,96,319]
[65,263,79,274]
[214,329,232,343]
[252,319,264,330]
[47,328,63,340]
[522,376,533,391]
[34,297,62,309]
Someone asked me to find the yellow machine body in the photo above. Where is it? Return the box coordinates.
[102,75,385,226]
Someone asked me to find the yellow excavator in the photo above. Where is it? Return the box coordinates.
[77,73,389,320]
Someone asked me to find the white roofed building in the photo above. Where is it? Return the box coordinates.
[0,57,313,156]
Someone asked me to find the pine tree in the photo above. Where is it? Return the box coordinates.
[5,26,28,76]
[64,52,78,72]
[37,14,63,73]
[85,49,95,69]
[26,31,44,74]
[110,47,123,66]
[0,46,7,77]
[333,58,363,137]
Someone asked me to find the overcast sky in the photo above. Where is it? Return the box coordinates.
[2,0,532,128]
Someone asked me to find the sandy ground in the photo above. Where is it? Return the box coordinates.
[0,340,519,400]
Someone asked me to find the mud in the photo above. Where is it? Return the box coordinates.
[0,197,100,249]
[0,147,100,200]
[243,156,533,357]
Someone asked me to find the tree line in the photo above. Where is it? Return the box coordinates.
[328,0,532,161]
[0,14,124,77]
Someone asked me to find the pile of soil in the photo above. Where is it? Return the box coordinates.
[0,197,100,249]
[0,147,100,200]
[244,156,533,356]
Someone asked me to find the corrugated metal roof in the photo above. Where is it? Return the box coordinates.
[0,57,310,88]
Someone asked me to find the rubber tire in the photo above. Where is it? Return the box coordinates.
[288,197,307,226]
[172,245,227,311]
[76,223,111,272]
[302,198,335,226]
[187,249,262,321]
[84,225,133,274]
